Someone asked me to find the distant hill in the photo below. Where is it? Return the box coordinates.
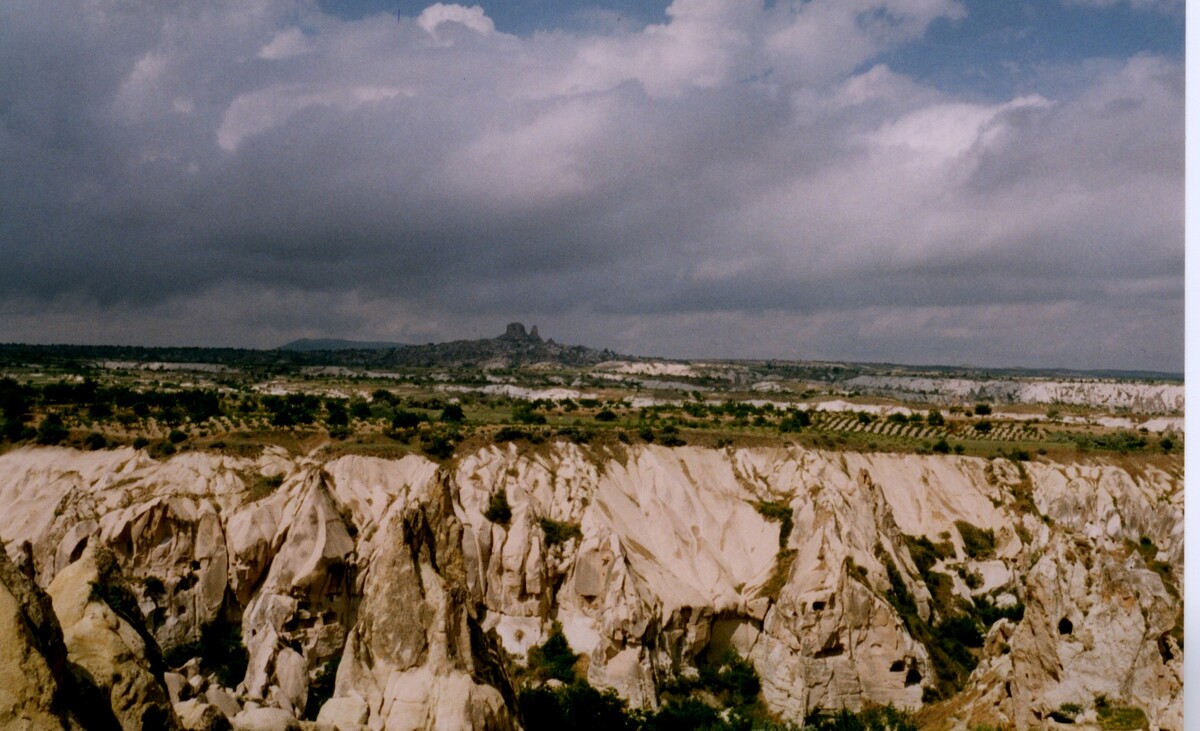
[288,322,620,368]
[0,323,621,370]
[0,327,1180,380]
[279,338,407,352]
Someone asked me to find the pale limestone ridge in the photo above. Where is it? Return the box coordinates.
[0,444,1183,730]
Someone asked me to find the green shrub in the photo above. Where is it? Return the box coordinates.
[440,403,465,423]
[150,440,176,458]
[421,431,457,459]
[760,549,797,600]
[976,597,1025,626]
[1053,703,1083,721]
[1073,431,1147,452]
[803,705,918,731]
[658,424,686,447]
[513,404,546,425]
[494,426,542,443]
[878,552,976,700]
[963,570,983,590]
[1095,696,1148,730]
[935,615,984,648]
[162,639,204,669]
[36,413,68,445]
[484,488,512,525]
[519,682,633,731]
[778,409,811,432]
[527,622,579,683]
[1126,537,1177,598]
[540,518,582,547]
[90,577,140,621]
[305,657,340,720]
[349,399,372,420]
[141,576,166,599]
[324,401,349,428]
[755,501,794,548]
[555,426,593,444]
[249,473,284,501]
[641,697,721,730]
[902,534,953,575]
[391,410,422,429]
[697,650,760,707]
[520,646,778,731]
[955,521,996,559]
[163,619,249,688]
[202,621,249,688]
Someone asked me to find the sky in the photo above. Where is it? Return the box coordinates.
[0,0,1185,371]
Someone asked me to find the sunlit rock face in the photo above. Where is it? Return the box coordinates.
[0,444,1182,729]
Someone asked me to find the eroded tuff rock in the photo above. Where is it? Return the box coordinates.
[0,546,81,730]
[335,473,518,730]
[0,443,1183,729]
[47,544,181,730]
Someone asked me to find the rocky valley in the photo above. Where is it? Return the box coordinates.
[0,440,1182,730]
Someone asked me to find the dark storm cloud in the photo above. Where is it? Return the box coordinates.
[0,0,1183,370]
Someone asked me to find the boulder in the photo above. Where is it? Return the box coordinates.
[315,696,368,730]
[204,686,242,720]
[230,706,300,731]
[175,699,233,731]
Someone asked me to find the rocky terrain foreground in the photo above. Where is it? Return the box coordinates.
[0,443,1182,730]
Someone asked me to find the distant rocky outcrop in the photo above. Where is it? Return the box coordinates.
[845,375,1185,414]
[0,323,624,371]
[500,323,538,341]
[0,445,1183,730]
[279,322,613,368]
[358,323,615,368]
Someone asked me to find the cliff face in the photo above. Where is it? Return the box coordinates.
[0,444,1182,730]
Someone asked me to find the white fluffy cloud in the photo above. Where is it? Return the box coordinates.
[0,0,1183,370]
[418,3,497,37]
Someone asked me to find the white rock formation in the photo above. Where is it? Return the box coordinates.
[46,544,180,729]
[0,546,79,730]
[0,443,1183,730]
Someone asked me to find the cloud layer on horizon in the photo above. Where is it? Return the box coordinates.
[0,0,1183,371]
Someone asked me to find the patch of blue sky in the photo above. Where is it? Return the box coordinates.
[319,0,1181,100]
[874,0,1183,100]
[317,0,669,34]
